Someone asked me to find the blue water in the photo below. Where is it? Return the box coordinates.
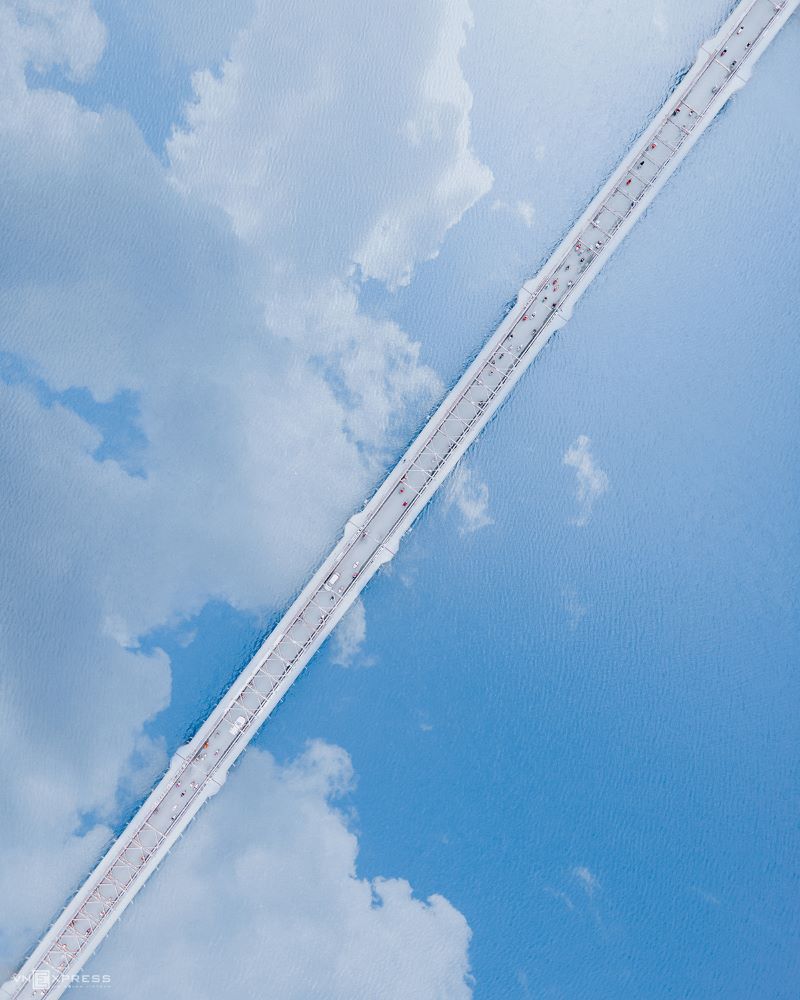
[134,18,800,999]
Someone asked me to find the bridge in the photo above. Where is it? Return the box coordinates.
[4,0,797,995]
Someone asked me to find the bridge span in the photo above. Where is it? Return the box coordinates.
[5,0,797,995]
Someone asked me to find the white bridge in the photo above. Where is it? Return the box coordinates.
[5,1,797,996]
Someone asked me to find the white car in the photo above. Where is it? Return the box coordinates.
[229,715,246,736]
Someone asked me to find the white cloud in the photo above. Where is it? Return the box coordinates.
[490,198,535,228]
[331,598,371,668]
[562,588,588,629]
[0,0,488,974]
[562,435,609,526]
[445,464,493,536]
[92,743,473,999]
[691,886,721,907]
[0,0,106,91]
[544,886,575,911]
[572,865,601,897]
[515,200,535,227]
[167,0,492,290]
[653,8,669,36]
[353,0,493,287]
[0,387,173,967]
